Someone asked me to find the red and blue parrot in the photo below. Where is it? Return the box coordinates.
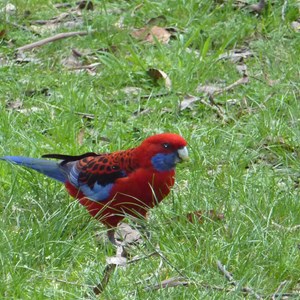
[1,133,188,244]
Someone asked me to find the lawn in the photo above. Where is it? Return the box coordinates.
[0,0,300,299]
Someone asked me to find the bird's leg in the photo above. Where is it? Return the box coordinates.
[107,228,128,259]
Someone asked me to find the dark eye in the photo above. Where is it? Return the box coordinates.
[162,143,170,149]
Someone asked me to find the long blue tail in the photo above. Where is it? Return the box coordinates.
[1,156,67,183]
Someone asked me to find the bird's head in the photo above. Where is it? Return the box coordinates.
[136,133,188,172]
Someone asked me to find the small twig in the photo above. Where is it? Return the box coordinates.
[135,257,164,285]
[93,264,116,295]
[271,280,288,300]
[67,62,101,70]
[281,0,288,21]
[151,246,186,278]
[217,260,234,282]
[214,76,249,96]
[144,276,190,291]
[217,260,262,299]
[17,31,92,52]
[261,215,300,232]
[131,3,144,16]
[207,94,227,120]
[271,222,300,232]
[128,251,159,264]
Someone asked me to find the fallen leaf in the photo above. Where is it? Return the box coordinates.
[291,20,300,32]
[187,210,225,224]
[218,49,253,62]
[179,94,200,110]
[1,3,16,15]
[145,277,189,291]
[77,128,85,145]
[147,68,172,90]
[54,3,72,9]
[132,26,171,44]
[61,52,82,69]
[115,223,143,245]
[248,0,266,14]
[196,84,221,95]
[106,255,127,266]
[122,86,142,97]
[14,51,40,64]
[6,99,23,109]
[236,63,248,76]
[16,107,43,115]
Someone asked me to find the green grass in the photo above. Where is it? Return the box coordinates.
[1,0,300,298]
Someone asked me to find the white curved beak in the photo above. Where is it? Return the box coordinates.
[177,146,189,162]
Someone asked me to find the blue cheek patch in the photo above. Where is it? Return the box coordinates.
[151,153,177,172]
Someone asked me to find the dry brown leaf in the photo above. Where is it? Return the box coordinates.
[147,68,172,90]
[132,26,171,44]
[186,210,225,224]
[0,29,6,38]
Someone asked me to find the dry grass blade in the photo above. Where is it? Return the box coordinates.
[17,31,92,52]
[271,280,288,300]
[93,244,127,295]
[217,260,262,299]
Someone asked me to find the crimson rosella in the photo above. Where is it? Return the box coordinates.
[1,133,188,244]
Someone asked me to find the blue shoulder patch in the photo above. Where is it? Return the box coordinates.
[78,182,114,202]
[67,162,116,202]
